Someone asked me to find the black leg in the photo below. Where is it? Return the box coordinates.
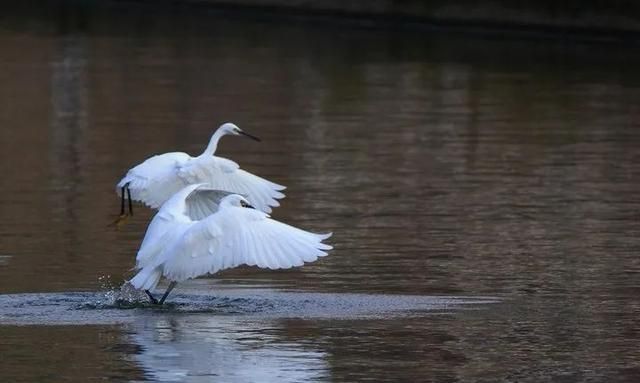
[126,185,133,216]
[145,290,158,304]
[120,186,126,216]
[158,281,177,305]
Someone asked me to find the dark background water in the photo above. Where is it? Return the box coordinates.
[0,2,639,382]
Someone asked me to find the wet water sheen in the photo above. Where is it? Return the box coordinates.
[1,3,639,382]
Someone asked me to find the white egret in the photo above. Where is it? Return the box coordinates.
[115,122,285,224]
[129,184,332,304]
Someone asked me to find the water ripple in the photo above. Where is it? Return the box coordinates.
[0,290,498,325]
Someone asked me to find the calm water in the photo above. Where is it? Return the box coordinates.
[1,3,639,382]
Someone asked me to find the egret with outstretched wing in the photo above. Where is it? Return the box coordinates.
[129,184,332,304]
[115,123,285,225]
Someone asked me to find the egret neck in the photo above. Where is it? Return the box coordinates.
[203,128,227,156]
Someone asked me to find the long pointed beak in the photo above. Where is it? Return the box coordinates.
[238,130,261,142]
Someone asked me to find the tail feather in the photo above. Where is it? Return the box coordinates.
[130,267,162,291]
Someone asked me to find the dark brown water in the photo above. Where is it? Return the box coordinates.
[1,3,639,382]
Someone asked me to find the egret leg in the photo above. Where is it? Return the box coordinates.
[120,185,126,216]
[145,290,158,304]
[127,185,133,216]
[112,183,131,229]
[158,282,177,305]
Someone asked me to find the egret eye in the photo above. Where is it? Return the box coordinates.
[240,200,255,209]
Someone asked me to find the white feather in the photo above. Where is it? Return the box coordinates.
[176,155,285,214]
[134,185,232,270]
[116,123,285,213]
[117,152,191,209]
[129,187,332,292]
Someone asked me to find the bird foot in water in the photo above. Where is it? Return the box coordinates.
[110,214,130,230]
[145,290,159,305]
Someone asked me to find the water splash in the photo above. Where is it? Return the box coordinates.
[87,275,154,309]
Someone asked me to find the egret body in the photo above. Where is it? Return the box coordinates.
[129,184,332,304]
[115,123,285,225]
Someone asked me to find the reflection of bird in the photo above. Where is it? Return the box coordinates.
[114,122,285,226]
[129,315,328,382]
[130,184,332,304]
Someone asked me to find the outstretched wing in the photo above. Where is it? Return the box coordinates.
[160,207,332,282]
[177,156,285,213]
[184,187,237,221]
[117,152,191,208]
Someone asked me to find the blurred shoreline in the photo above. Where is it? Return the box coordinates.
[115,0,640,42]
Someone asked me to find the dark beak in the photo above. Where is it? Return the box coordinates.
[241,201,256,209]
[238,130,261,142]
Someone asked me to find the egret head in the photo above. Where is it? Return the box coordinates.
[218,122,260,142]
[220,194,255,209]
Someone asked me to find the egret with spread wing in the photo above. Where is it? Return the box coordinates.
[129,184,332,304]
[115,122,285,226]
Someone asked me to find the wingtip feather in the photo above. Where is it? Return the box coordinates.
[317,232,333,240]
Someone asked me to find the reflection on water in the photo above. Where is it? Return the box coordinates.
[0,290,489,382]
[1,2,640,382]
[129,316,328,382]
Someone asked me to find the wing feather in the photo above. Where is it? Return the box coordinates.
[135,215,182,269]
[117,152,191,208]
[177,156,285,213]
[184,188,235,221]
[158,207,331,282]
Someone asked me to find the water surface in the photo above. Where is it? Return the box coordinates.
[0,3,639,382]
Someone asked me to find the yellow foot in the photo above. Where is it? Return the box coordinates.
[110,214,130,230]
